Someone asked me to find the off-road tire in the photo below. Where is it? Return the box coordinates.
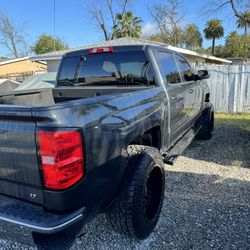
[197,106,214,140]
[107,145,165,240]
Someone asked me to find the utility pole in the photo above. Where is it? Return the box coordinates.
[53,0,56,51]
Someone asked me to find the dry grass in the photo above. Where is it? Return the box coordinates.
[215,113,250,131]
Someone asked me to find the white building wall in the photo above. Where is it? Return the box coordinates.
[47,60,60,72]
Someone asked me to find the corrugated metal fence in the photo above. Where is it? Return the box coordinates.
[195,64,250,113]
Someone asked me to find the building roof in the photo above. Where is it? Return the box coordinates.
[0,57,29,66]
[225,57,250,64]
[30,37,232,64]
[0,57,47,66]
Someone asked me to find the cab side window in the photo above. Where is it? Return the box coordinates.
[144,65,155,85]
[157,52,181,84]
[175,54,194,82]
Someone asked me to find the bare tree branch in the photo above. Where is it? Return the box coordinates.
[149,0,184,46]
[88,5,110,40]
[86,0,130,41]
[0,11,28,58]
[107,0,116,27]
[99,11,109,41]
[213,1,230,12]
[204,0,249,25]
[229,0,249,24]
[121,0,129,17]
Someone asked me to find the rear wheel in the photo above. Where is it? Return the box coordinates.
[107,145,165,239]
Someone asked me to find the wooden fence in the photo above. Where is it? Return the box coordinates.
[196,64,250,113]
[0,70,46,83]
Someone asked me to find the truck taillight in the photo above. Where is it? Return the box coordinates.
[88,47,113,54]
[37,130,84,190]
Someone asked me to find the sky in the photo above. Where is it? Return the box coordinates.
[0,0,243,57]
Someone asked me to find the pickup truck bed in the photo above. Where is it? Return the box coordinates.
[0,85,163,210]
[0,86,151,106]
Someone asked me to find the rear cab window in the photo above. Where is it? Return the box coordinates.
[57,49,155,87]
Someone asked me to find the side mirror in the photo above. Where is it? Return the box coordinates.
[196,70,209,80]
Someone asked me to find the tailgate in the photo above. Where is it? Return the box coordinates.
[0,107,43,205]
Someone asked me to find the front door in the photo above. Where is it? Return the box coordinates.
[156,51,188,145]
[174,54,203,120]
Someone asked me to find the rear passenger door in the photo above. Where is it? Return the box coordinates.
[175,54,202,119]
[156,51,189,144]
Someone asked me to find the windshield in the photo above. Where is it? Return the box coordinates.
[57,50,155,86]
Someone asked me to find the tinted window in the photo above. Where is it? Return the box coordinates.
[57,51,154,86]
[157,52,181,84]
[175,54,194,82]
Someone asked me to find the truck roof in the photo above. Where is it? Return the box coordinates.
[62,44,180,58]
[63,45,149,58]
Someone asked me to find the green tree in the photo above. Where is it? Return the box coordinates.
[113,12,143,38]
[241,34,250,58]
[204,19,224,55]
[148,33,165,43]
[223,31,250,58]
[183,24,203,50]
[236,11,250,35]
[195,47,210,55]
[214,45,227,58]
[33,34,68,55]
[225,31,241,56]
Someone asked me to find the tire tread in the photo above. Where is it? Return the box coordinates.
[106,145,164,239]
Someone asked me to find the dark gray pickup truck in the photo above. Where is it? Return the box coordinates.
[0,45,214,248]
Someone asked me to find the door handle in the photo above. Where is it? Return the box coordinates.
[171,96,177,101]
[189,89,194,93]
[171,95,183,101]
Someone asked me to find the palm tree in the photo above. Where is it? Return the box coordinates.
[204,19,224,55]
[236,11,250,35]
[184,24,203,50]
[113,12,143,39]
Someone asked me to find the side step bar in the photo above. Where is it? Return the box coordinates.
[163,127,200,165]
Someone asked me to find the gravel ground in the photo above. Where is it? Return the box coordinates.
[0,125,249,249]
